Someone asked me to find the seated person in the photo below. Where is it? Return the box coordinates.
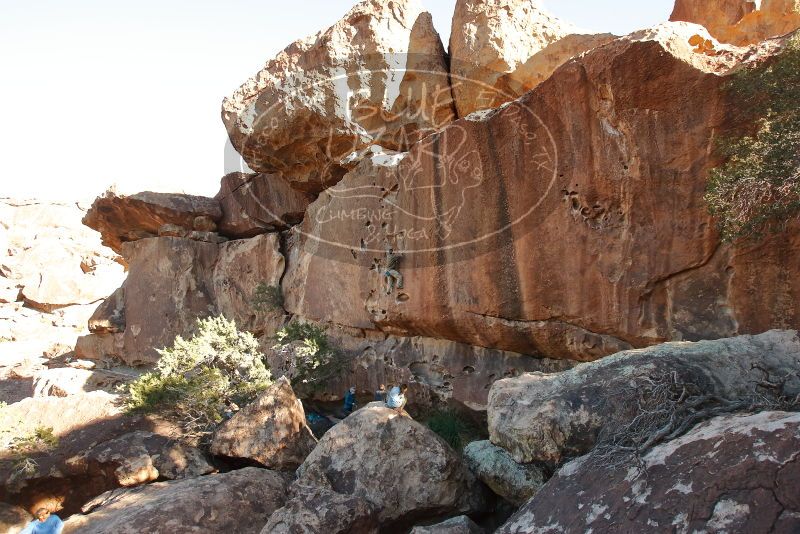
[20,508,63,534]
[385,383,408,413]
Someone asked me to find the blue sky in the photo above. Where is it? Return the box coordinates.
[0,0,674,200]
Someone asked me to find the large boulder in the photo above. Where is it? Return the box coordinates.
[449,0,614,117]
[80,232,285,365]
[488,330,800,465]
[670,0,800,45]
[222,0,455,193]
[261,483,380,534]
[293,404,488,529]
[280,24,800,361]
[211,377,317,469]
[214,172,311,238]
[496,411,800,533]
[65,430,213,486]
[63,467,290,534]
[462,440,545,506]
[82,190,223,254]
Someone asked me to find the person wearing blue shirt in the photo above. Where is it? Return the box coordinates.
[343,386,357,414]
[20,508,63,534]
[385,383,408,413]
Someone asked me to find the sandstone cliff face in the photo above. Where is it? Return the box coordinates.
[449,0,615,117]
[222,0,455,193]
[282,24,799,361]
[671,0,800,45]
[79,233,285,365]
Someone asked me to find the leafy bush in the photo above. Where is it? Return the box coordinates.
[126,316,271,438]
[272,322,347,394]
[424,409,483,451]
[706,36,800,241]
[252,282,284,312]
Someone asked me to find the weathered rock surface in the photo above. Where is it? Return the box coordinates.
[215,172,311,238]
[31,367,129,397]
[81,232,285,365]
[0,392,150,514]
[82,190,223,254]
[671,0,800,45]
[281,24,800,361]
[410,515,484,534]
[0,503,32,534]
[0,200,124,312]
[222,0,455,192]
[497,411,800,533]
[211,377,317,469]
[267,328,574,411]
[449,0,614,116]
[462,440,546,506]
[66,430,213,486]
[294,404,488,528]
[261,483,380,534]
[488,330,800,465]
[63,467,289,534]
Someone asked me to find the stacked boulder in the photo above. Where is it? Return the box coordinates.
[478,331,800,532]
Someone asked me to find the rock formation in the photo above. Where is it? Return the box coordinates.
[210,377,317,469]
[78,232,285,365]
[488,330,800,464]
[463,440,546,505]
[222,0,455,193]
[496,411,800,533]
[261,483,380,534]
[269,330,574,411]
[63,467,290,533]
[215,172,312,238]
[82,190,223,254]
[449,0,615,116]
[65,431,213,486]
[31,367,127,397]
[671,0,800,45]
[286,403,488,529]
[281,24,800,361]
[0,199,125,403]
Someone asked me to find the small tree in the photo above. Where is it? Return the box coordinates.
[252,282,284,312]
[705,35,800,241]
[272,322,347,395]
[126,316,271,439]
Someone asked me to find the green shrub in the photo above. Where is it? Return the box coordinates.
[10,426,59,453]
[424,409,482,451]
[126,316,271,438]
[6,426,59,481]
[272,322,347,394]
[252,282,284,312]
[706,35,800,241]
